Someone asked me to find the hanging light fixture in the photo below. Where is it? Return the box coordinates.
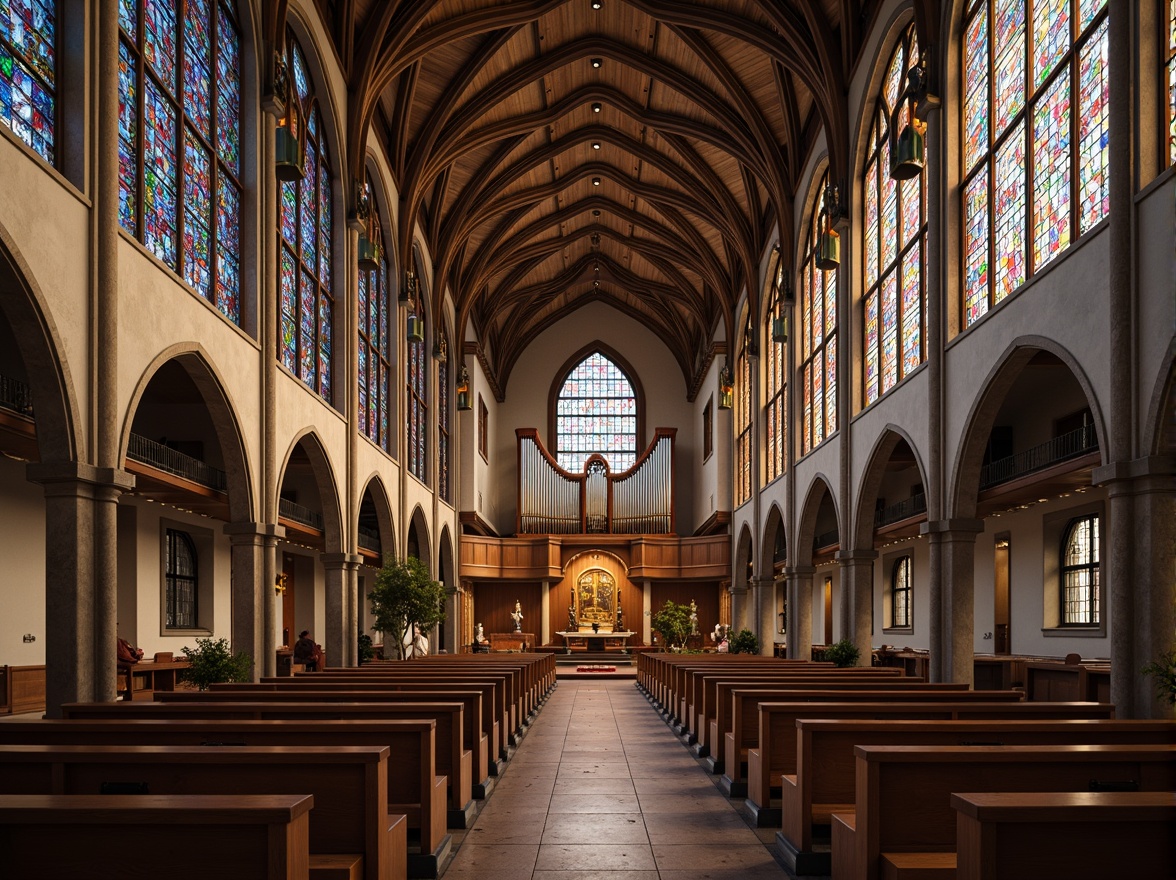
[718,363,734,410]
[816,183,841,270]
[456,363,472,411]
[356,183,382,270]
[770,246,791,343]
[405,270,424,343]
[273,57,306,182]
[890,60,928,180]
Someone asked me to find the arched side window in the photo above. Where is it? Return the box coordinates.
[1061,514,1099,624]
[554,351,637,473]
[961,0,1109,328]
[278,31,333,401]
[407,289,427,483]
[864,25,926,406]
[117,0,242,323]
[358,175,390,451]
[1,0,57,163]
[800,172,838,455]
[890,555,912,628]
[1168,1,1176,165]
[165,527,198,628]
[438,326,451,503]
[765,252,787,484]
[735,318,753,506]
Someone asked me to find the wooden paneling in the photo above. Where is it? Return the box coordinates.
[461,534,730,581]
[472,581,542,641]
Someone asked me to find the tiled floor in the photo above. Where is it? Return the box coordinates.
[443,679,791,880]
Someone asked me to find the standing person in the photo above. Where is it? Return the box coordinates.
[293,630,319,671]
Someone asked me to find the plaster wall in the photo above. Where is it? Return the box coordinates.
[0,456,47,665]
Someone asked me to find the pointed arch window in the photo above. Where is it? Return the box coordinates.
[864,25,926,406]
[890,555,912,629]
[278,32,333,401]
[407,305,427,482]
[1168,0,1176,164]
[961,0,1109,328]
[1061,514,1099,624]
[1,0,57,163]
[438,328,451,503]
[117,0,242,323]
[735,321,753,507]
[800,173,838,455]
[165,528,198,629]
[358,177,390,451]
[555,351,637,473]
[766,262,787,484]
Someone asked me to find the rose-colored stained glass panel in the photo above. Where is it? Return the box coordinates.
[1032,0,1068,88]
[865,159,879,288]
[1032,71,1071,269]
[880,271,898,395]
[901,247,922,375]
[993,122,1026,304]
[964,5,989,172]
[865,291,879,405]
[1077,18,1108,232]
[824,334,837,437]
[993,0,1025,131]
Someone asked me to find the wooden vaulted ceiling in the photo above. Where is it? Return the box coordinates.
[286,0,939,395]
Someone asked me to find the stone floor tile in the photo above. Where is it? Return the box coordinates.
[534,844,657,872]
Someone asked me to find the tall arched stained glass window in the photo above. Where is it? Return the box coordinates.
[863,25,926,406]
[765,278,787,484]
[117,0,242,322]
[1,0,56,163]
[1061,514,1099,624]
[407,303,427,482]
[555,352,636,473]
[438,327,451,503]
[735,322,753,506]
[278,32,333,402]
[961,0,1108,328]
[890,555,912,628]
[1168,1,1176,164]
[800,172,837,455]
[358,177,390,451]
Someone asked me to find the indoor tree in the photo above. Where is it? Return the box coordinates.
[368,556,447,660]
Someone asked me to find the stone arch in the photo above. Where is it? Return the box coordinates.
[277,430,344,554]
[0,219,80,463]
[795,473,840,567]
[1145,346,1176,456]
[438,525,455,587]
[357,472,395,562]
[851,425,929,550]
[760,502,787,572]
[950,337,1108,519]
[119,346,255,522]
[406,504,432,573]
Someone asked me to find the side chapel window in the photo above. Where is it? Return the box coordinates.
[1,0,57,163]
[800,172,838,454]
[358,175,391,450]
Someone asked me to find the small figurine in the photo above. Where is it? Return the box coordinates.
[511,600,524,633]
[689,599,699,635]
[567,604,577,631]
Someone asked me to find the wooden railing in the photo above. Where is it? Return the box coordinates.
[516,428,675,535]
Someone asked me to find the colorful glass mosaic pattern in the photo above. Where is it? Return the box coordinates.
[0,0,56,162]
[862,25,926,407]
[278,33,333,402]
[118,0,241,323]
[735,335,752,507]
[765,298,786,484]
[1061,514,1099,624]
[359,180,391,453]
[556,352,637,473]
[961,0,1109,327]
[1170,0,1176,165]
[800,172,837,454]
[407,306,427,482]
[438,329,451,503]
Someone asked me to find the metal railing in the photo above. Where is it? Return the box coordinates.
[814,528,840,549]
[875,493,927,528]
[357,526,381,552]
[0,373,33,417]
[279,497,324,531]
[979,424,1098,489]
[126,433,227,491]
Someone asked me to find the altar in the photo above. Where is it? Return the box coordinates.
[556,631,636,653]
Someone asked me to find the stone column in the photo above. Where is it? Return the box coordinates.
[925,519,984,684]
[224,522,284,680]
[926,531,944,681]
[444,582,462,654]
[262,533,280,676]
[642,582,652,645]
[345,555,361,665]
[730,582,750,635]
[539,580,551,646]
[322,552,351,667]
[837,549,878,664]
[752,575,776,655]
[785,565,815,662]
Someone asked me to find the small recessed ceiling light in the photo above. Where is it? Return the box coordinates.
[592,177,602,186]
[591,57,603,68]
[591,142,602,150]
[591,102,603,113]
[591,0,602,9]
[592,209,601,216]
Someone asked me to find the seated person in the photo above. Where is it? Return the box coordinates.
[293,630,321,671]
[117,636,144,665]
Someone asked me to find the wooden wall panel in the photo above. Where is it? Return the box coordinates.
[472,581,542,642]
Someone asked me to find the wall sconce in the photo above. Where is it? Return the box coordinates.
[718,364,734,410]
[273,58,305,182]
[403,269,424,343]
[356,183,382,270]
[890,60,928,181]
[816,183,841,270]
[456,363,472,411]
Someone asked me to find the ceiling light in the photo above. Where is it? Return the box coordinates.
[591,176,601,186]
[591,102,602,113]
[592,142,602,150]
[592,209,601,217]
[591,58,603,68]
[591,0,602,8]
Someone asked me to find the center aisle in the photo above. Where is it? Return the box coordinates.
[440,679,792,880]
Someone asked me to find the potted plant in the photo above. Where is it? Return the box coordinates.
[357,632,375,665]
[729,629,760,655]
[367,556,447,660]
[181,637,252,690]
[651,600,692,650]
[823,638,861,668]
[1142,650,1176,706]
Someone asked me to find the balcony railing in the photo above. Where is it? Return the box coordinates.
[0,373,33,417]
[279,497,324,531]
[979,424,1098,490]
[875,493,927,528]
[126,433,227,491]
[814,528,840,549]
[358,526,381,552]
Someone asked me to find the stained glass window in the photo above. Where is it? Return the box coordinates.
[278,32,333,402]
[735,323,753,507]
[438,328,451,503]
[890,555,912,628]
[118,0,241,323]
[1169,0,1176,165]
[555,352,637,473]
[0,0,56,162]
[863,26,926,407]
[165,528,197,629]
[765,276,787,485]
[407,301,427,482]
[961,0,1108,327]
[1061,514,1099,624]
[800,171,837,455]
[358,178,390,452]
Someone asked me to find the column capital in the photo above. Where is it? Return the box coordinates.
[26,461,135,494]
[835,549,879,564]
[224,521,287,542]
[920,518,985,537]
[321,552,363,569]
[1092,455,1176,486]
[784,565,816,577]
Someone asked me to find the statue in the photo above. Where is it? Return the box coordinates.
[511,600,523,633]
[474,622,486,643]
[567,604,577,631]
[689,599,699,635]
[711,623,728,643]
[616,605,624,630]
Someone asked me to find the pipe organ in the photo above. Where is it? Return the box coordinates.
[517,428,675,534]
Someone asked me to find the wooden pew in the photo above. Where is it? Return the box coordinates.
[0,793,313,879]
[64,698,475,826]
[830,744,1176,880]
[0,717,449,877]
[1025,659,1112,702]
[776,718,1176,875]
[952,791,1176,880]
[0,743,406,880]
